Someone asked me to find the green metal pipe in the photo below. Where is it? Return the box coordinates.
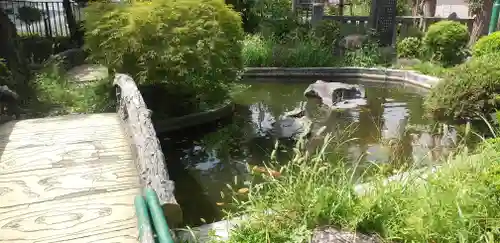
[134,195,154,243]
[489,0,500,34]
[144,188,175,243]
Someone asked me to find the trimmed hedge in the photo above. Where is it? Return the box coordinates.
[424,53,500,121]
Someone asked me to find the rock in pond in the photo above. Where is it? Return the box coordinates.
[304,80,366,108]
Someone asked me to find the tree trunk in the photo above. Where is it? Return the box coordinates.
[62,0,80,44]
[422,0,436,16]
[411,0,420,15]
[0,9,30,95]
[468,0,493,46]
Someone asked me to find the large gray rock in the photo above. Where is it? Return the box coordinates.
[304,80,366,108]
[311,226,381,243]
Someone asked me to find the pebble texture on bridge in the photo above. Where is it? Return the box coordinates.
[0,113,141,243]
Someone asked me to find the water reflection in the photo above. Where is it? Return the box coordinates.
[160,80,457,227]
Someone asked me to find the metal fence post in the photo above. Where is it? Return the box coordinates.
[311,2,324,26]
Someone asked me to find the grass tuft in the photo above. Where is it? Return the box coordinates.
[225,132,500,243]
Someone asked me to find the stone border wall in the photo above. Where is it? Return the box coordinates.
[243,67,441,89]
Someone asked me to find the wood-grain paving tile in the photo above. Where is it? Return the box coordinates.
[0,113,140,243]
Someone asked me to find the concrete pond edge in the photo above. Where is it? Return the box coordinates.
[175,67,444,242]
[243,67,441,89]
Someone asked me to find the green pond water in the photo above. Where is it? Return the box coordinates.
[159,78,458,227]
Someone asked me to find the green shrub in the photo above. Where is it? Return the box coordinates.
[0,58,12,86]
[18,35,75,64]
[242,34,272,67]
[312,20,341,46]
[409,61,449,77]
[398,25,424,39]
[17,6,42,25]
[424,53,500,121]
[472,31,500,57]
[33,65,114,115]
[397,37,422,58]
[85,0,243,85]
[84,0,243,115]
[242,35,340,67]
[343,41,384,67]
[423,20,469,66]
[252,0,298,38]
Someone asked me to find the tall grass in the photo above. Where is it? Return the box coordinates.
[242,34,384,68]
[242,34,341,67]
[33,65,115,115]
[225,133,500,243]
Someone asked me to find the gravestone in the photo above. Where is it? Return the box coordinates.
[369,0,397,46]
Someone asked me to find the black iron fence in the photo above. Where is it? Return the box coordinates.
[0,0,83,37]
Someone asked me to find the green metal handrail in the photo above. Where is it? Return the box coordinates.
[135,195,154,242]
[489,0,500,34]
[135,189,175,243]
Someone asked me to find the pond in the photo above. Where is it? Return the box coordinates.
[159,77,458,227]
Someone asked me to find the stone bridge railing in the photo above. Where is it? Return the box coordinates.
[113,74,182,236]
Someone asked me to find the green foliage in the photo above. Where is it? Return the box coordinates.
[242,32,385,68]
[397,37,422,59]
[18,35,75,64]
[33,65,114,115]
[17,6,42,25]
[84,0,243,86]
[424,53,500,122]
[467,0,484,13]
[84,0,244,116]
[242,34,341,67]
[343,41,385,67]
[472,31,500,57]
[398,25,424,39]
[227,135,500,242]
[225,0,260,33]
[0,58,13,86]
[250,0,300,38]
[423,21,469,66]
[312,20,341,46]
[408,61,449,77]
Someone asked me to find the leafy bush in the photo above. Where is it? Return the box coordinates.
[251,0,298,38]
[423,20,469,66]
[33,65,114,115]
[397,37,422,58]
[84,0,243,115]
[242,34,340,67]
[18,35,75,64]
[85,0,243,85]
[17,6,42,25]
[398,25,424,39]
[472,31,500,57]
[408,61,449,77]
[343,41,384,67]
[424,53,500,121]
[0,58,12,86]
[312,20,341,46]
